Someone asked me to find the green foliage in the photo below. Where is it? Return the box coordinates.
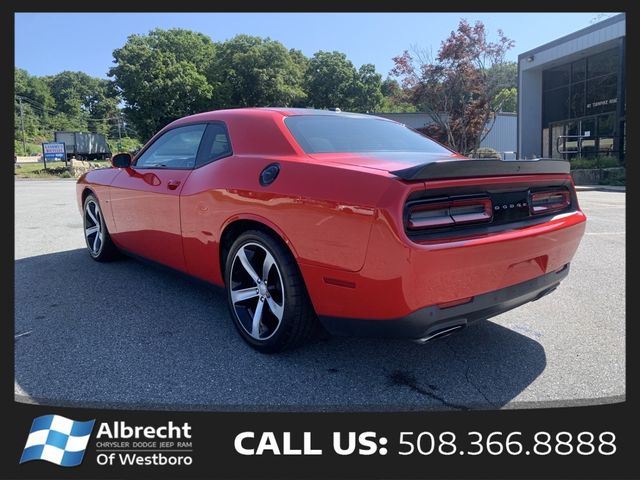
[377,77,417,112]
[14,161,67,178]
[109,28,216,140]
[570,155,621,170]
[381,78,400,97]
[487,62,517,89]
[392,20,516,154]
[107,136,143,154]
[210,35,306,108]
[305,51,358,110]
[14,139,42,156]
[15,68,55,140]
[16,27,415,154]
[352,64,383,112]
[304,51,383,112]
[601,168,625,186]
[493,87,517,113]
[15,68,122,151]
[44,71,120,135]
[376,96,417,113]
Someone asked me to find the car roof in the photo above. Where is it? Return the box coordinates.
[172,107,392,125]
[254,107,376,119]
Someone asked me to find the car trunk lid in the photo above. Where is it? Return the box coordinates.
[309,152,570,180]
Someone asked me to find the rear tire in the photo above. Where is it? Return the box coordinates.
[83,194,119,262]
[224,230,317,353]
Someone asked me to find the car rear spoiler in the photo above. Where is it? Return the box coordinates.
[390,158,570,181]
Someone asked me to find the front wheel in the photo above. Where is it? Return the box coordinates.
[224,230,316,353]
[83,194,118,262]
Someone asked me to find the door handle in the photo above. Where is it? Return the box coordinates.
[167,180,181,190]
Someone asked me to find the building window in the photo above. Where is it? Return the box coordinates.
[543,64,570,90]
[586,74,617,115]
[587,49,619,79]
[543,86,570,125]
[542,47,620,125]
[571,59,586,83]
[570,81,586,118]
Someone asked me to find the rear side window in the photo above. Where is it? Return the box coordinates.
[284,115,452,154]
[195,123,233,167]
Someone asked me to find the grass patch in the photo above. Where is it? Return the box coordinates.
[14,161,110,179]
[15,161,69,178]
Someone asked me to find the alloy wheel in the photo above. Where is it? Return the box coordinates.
[229,242,285,340]
[84,200,103,256]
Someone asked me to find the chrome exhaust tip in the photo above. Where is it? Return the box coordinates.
[414,322,466,344]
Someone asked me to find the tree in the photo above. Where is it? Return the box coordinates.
[487,61,517,112]
[109,28,216,140]
[45,71,121,135]
[14,68,55,143]
[493,87,517,113]
[305,51,383,112]
[305,51,359,110]
[377,77,417,113]
[210,35,306,108]
[391,20,515,154]
[288,48,310,107]
[381,77,400,97]
[352,64,383,112]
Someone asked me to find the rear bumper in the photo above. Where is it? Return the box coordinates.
[319,264,569,340]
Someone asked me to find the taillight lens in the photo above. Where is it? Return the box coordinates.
[407,198,492,230]
[529,190,570,215]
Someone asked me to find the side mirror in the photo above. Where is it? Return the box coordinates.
[111,152,132,168]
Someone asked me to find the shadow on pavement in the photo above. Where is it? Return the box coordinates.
[15,249,547,411]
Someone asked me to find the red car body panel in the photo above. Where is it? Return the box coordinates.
[108,167,193,271]
[77,108,586,333]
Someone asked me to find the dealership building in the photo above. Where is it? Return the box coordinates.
[517,13,625,162]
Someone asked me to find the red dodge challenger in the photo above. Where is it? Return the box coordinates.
[77,108,586,352]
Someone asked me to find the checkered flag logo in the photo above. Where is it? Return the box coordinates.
[20,415,95,467]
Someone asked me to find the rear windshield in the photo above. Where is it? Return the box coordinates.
[284,115,452,154]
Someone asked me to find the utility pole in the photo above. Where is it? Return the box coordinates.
[18,96,26,156]
[116,116,123,152]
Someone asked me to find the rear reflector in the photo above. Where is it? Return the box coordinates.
[407,198,492,230]
[437,296,473,309]
[529,190,570,215]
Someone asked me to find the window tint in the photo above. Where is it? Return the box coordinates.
[284,116,452,154]
[571,59,586,83]
[542,86,570,125]
[586,74,618,115]
[543,64,570,91]
[570,81,585,118]
[208,125,232,161]
[136,124,206,169]
[587,48,619,79]
[194,123,233,168]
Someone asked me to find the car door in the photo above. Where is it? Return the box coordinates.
[109,123,207,272]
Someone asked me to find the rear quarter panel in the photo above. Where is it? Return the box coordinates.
[180,154,394,285]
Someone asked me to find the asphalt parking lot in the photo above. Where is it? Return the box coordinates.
[14,179,625,411]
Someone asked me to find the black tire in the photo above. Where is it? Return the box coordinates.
[224,230,317,353]
[83,194,119,262]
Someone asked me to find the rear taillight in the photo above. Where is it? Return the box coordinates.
[407,198,492,230]
[529,190,570,215]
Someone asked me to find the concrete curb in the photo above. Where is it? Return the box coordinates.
[575,185,626,192]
